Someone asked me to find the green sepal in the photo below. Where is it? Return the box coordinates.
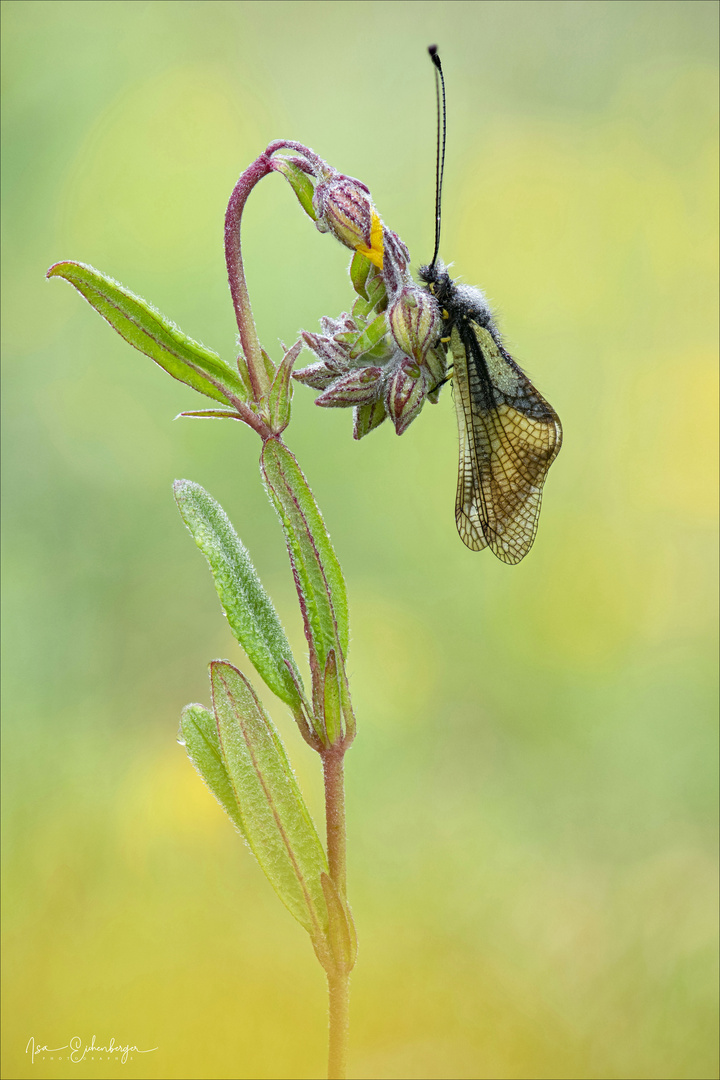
[350,250,371,300]
[261,439,349,675]
[46,261,247,406]
[210,660,329,938]
[272,158,318,221]
[174,479,305,711]
[179,704,247,838]
[353,399,387,440]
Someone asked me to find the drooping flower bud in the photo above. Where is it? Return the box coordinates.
[292,359,338,390]
[315,366,384,407]
[381,229,412,299]
[388,285,442,365]
[313,175,384,269]
[385,358,430,436]
[300,328,350,367]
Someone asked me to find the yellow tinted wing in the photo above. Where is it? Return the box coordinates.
[450,323,562,563]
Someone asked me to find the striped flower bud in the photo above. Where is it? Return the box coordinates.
[292,360,338,391]
[315,366,384,407]
[388,285,441,365]
[313,175,384,269]
[385,358,430,436]
[381,229,412,299]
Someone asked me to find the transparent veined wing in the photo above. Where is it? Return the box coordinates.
[449,322,562,563]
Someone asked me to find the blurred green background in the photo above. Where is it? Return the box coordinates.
[2,2,718,1078]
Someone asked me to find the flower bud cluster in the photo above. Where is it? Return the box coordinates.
[269,142,448,437]
[294,287,445,438]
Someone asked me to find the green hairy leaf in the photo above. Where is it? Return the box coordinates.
[174,480,305,711]
[210,661,329,937]
[47,261,247,406]
[179,704,246,837]
[261,439,349,669]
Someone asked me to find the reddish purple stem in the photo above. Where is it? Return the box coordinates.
[224,151,275,402]
[224,141,331,408]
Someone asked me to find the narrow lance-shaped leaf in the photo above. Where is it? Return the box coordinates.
[211,661,329,939]
[47,261,248,406]
[174,480,305,711]
[179,703,246,838]
[267,341,301,434]
[176,409,243,421]
[261,438,349,672]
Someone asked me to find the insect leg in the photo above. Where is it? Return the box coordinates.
[429,364,453,395]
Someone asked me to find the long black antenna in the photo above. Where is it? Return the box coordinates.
[428,44,446,270]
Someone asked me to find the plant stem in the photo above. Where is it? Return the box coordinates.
[327,967,350,1080]
[323,746,350,1079]
[224,151,274,401]
[323,747,347,891]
